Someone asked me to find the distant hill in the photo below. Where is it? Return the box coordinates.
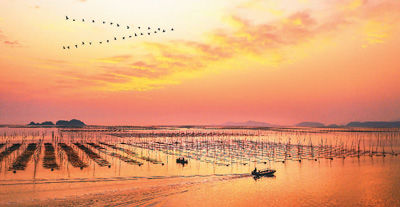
[56,119,86,127]
[28,119,85,127]
[346,121,400,128]
[222,120,275,127]
[28,121,54,126]
[296,122,325,127]
[326,124,342,128]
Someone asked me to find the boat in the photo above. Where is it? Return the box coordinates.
[176,157,188,164]
[251,168,276,177]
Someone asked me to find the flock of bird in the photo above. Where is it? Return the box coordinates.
[63,16,174,50]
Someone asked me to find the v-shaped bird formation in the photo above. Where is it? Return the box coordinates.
[63,16,174,50]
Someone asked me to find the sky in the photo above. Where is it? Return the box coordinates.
[0,0,400,125]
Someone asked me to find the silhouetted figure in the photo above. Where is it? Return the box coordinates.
[127,26,130,29]
[252,167,257,174]
[110,22,113,25]
[67,46,70,49]
[171,28,174,31]
[148,32,150,35]
[99,41,102,44]
[140,33,143,35]
[154,31,157,33]
[129,35,132,38]
[158,28,160,31]
[103,21,106,24]
[114,37,117,40]
[106,40,109,43]
[73,19,75,21]
[63,46,65,49]
[163,29,165,32]
[117,24,120,27]
[75,45,78,48]
[82,19,85,22]
[89,42,92,45]
[92,20,95,23]
[138,26,141,29]
[66,16,69,20]
[82,42,85,45]
[148,27,151,30]
[122,37,125,40]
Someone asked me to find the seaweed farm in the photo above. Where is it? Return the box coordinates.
[0,126,400,206]
[0,127,399,176]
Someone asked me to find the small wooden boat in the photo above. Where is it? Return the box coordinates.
[251,169,276,177]
[176,157,188,164]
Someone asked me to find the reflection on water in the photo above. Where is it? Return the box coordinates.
[0,126,399,206]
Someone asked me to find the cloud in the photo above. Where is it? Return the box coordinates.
[96,55,131,64]
[57,12,320,91]
[3,40,21,47]
[54,0,400,92]
[0,30,22,47]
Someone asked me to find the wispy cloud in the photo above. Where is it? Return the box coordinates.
[0,29,22,47]
[15,0,400,93]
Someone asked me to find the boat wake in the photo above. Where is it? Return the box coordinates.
[0,173,251,186]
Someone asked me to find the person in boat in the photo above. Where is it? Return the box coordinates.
[253,167,257,174]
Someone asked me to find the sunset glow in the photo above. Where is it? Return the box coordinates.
[1,0,400,125]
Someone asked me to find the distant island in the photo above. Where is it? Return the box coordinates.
[296,122,325,127]
[25,119,400,128]
[221,120,276,127]
[28,121,55,126]
[221,120,400,128]
[28,119,86,127]
[346,121,400,128]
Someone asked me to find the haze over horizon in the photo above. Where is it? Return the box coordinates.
[1,0,400,125]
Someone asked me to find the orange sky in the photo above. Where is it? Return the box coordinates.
[1,0,400,125]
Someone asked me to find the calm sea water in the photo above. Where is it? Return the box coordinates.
[0,127,399,206]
